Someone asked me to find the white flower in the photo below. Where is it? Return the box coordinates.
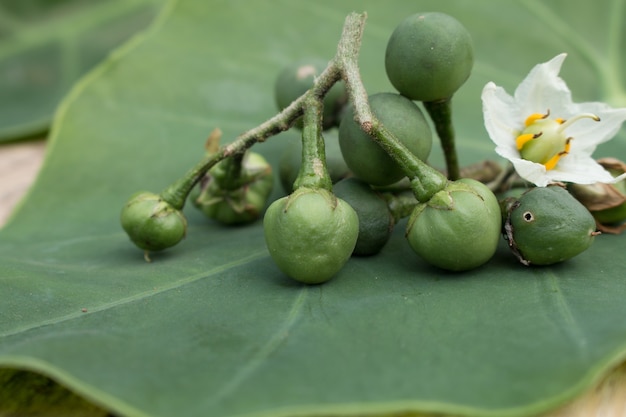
[481,53,626,187]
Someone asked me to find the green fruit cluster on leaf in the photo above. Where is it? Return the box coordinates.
[118,9,602,280]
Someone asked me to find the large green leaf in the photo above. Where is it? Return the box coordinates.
[2,0,626,416]
[0,0,164,142]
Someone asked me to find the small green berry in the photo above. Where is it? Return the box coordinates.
[120,192,187,256]
[338,92,432,186]
[263,187,358,284]
[503,185,598,266]
[592,201,626,225]
[406,179,501,271]
[333,178,395,256]
[385,12,474,102]
[568,159,626,229]
[569,182,626,226]
[191,152,274,225]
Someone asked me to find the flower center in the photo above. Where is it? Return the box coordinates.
[515,110,600,170]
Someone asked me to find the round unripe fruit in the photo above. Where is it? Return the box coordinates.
[590,176,626,225]
[279,130,351,194]
[333,178,395,256]
[567,160,626,228]
[592,202,626,225]
[191,152,274,225]
[338,92,432,186]
[263,187,359,284]
[504,186,597,266]
[274,59,348,130]
[120,192,187,252]
[385,12,474,102]
[406,179,501,271]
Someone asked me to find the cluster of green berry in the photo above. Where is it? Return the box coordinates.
[120,12,602,281]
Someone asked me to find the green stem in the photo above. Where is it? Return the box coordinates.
[219,152,246,190]
[370,122,447,201]
[160,152,222,210]
[424,99,460,181]
[157,77,321,208]
[293,96,333,190]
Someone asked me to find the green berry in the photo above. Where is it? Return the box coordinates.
[191,152,274,225]
[274,59,348,130]
[385,12,474,102]
[567,159,626,229]
[592,201,626,225]
[338,92,432,186]
[574,178,626,225]
[406,179,501,271]
[333,178,395,256]
[120,192,187,253]
[263,187,359,284]
[503,185,597,266]
[279,129,351,194]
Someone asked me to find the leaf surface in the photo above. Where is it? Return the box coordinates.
[0,0,164,141]
[1,1,626,416]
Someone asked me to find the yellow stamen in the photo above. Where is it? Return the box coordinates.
[563,137,572,153]
[555,118,565,124]
[516,132,542,150]
[543,154,561,171]
[525,110,550,126]
[543,138,572,170]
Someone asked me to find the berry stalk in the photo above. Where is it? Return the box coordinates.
[423,99,460,181]
[293,96,333,191]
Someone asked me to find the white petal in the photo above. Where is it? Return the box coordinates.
[563,104,626,154]
[514,53,572,116]
[548,153,623,184]
[481,82,522,151]
[613,172,626,183]
[507,157,552,187]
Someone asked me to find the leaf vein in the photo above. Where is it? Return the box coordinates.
[205,286,309,405]
[544,273,588,354]
[0,249,268,339]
